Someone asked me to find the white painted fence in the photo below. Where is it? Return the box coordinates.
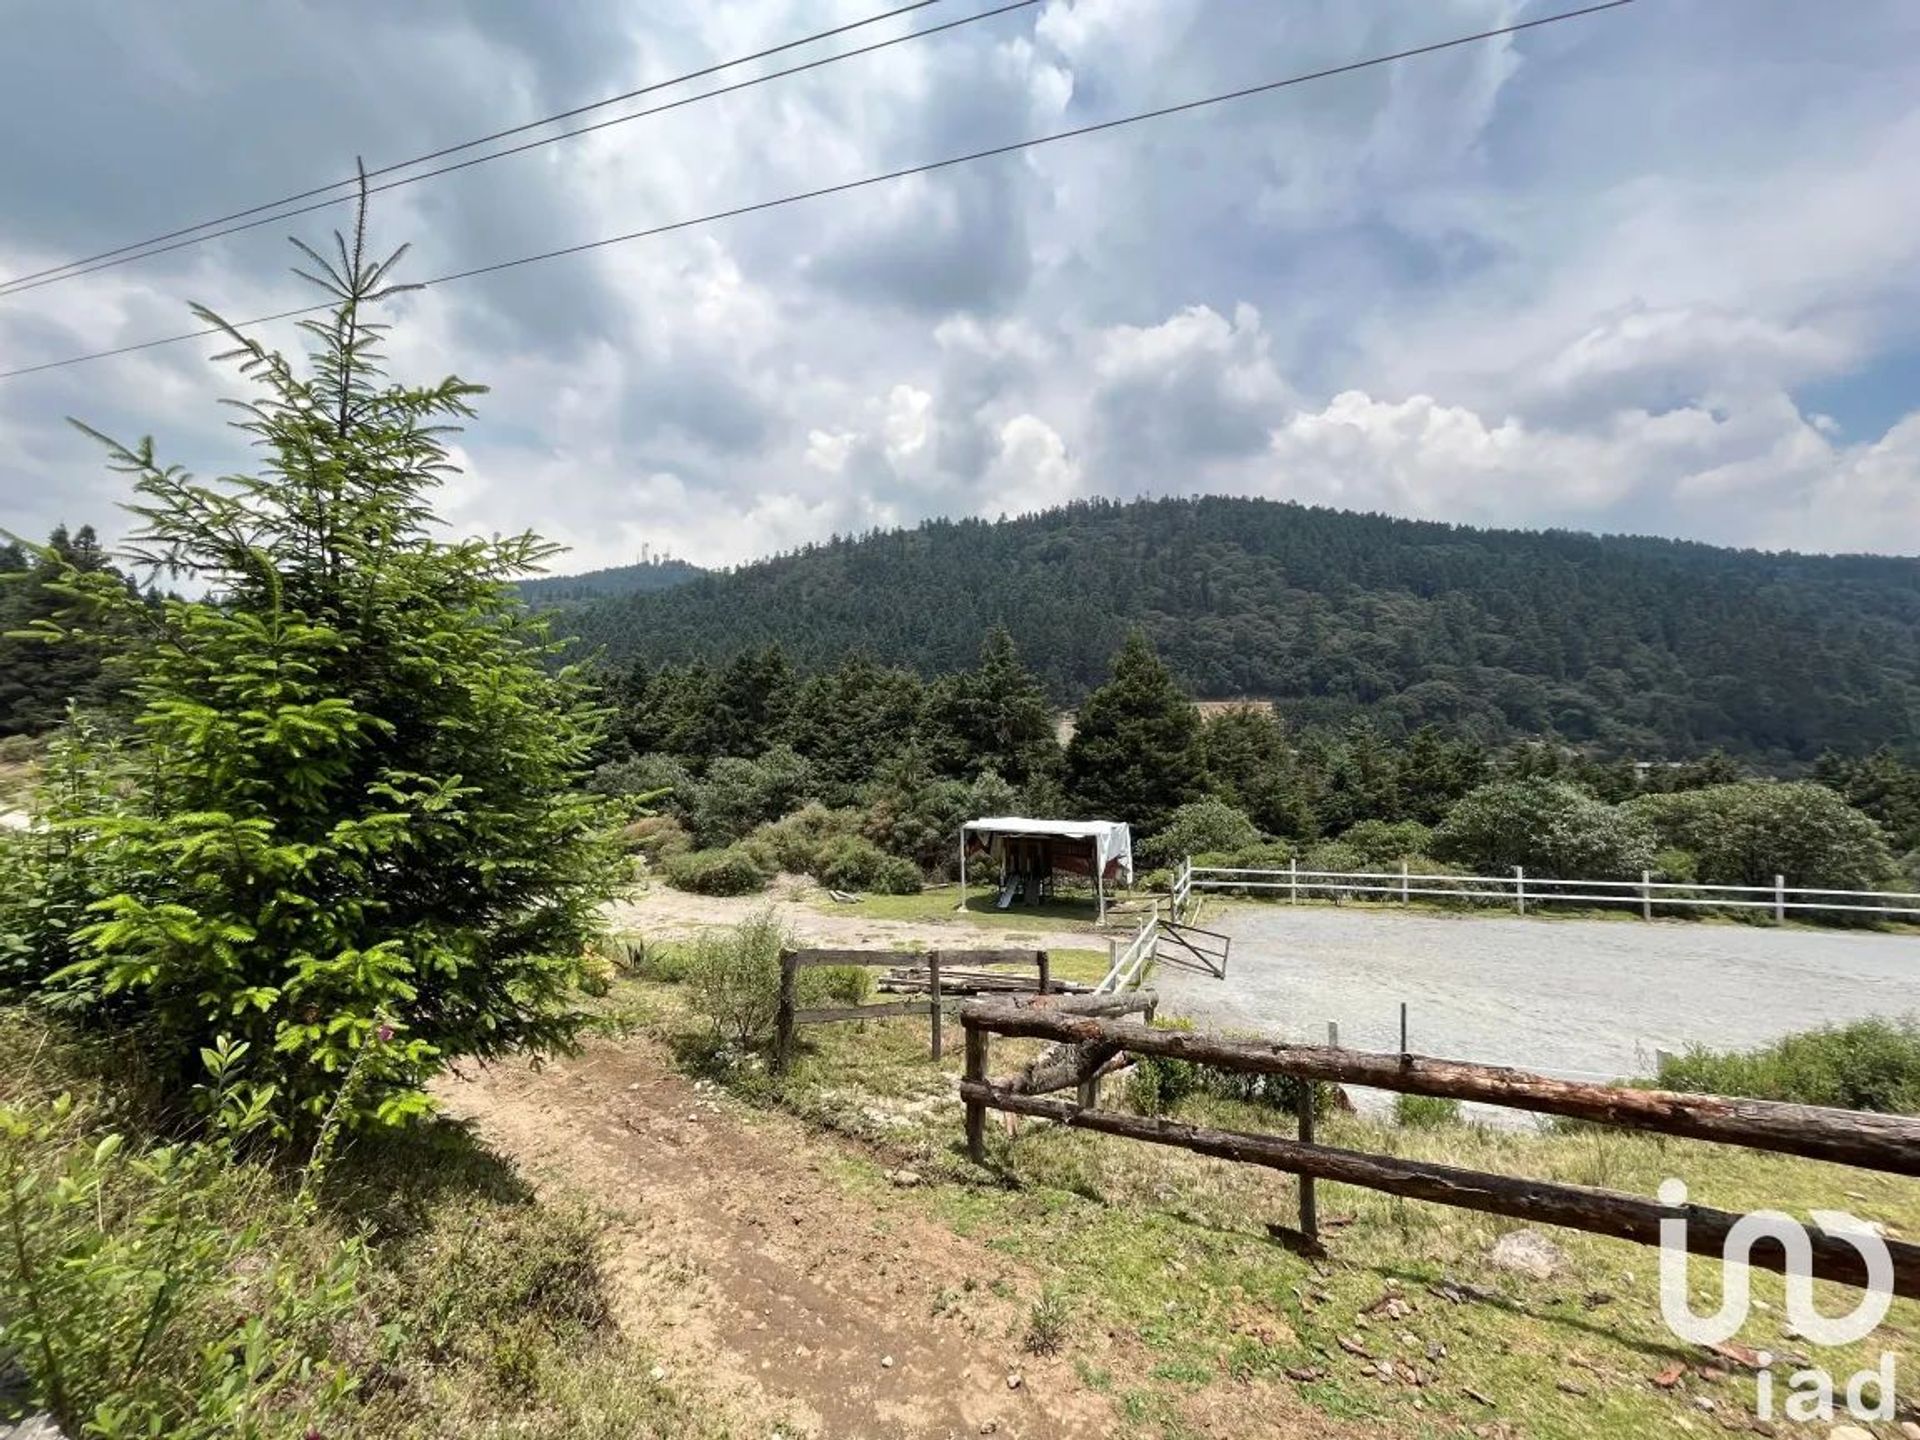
[1096,900,1160,993]
[1183,857,1920,920]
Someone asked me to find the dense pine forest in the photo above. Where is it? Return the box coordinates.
[560,497,1920,764]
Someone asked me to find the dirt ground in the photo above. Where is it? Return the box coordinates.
[608,876,1101,956]
[440,1034,1118,1439]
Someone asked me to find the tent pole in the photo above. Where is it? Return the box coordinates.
[1097,865,1106,925]
[959,827,968,913]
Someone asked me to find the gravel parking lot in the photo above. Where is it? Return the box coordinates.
[1152,902,1918,1091]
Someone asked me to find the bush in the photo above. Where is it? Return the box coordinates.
[1139,798,1261,868]
[742,803,863,876]
[662,847,768,896]
[685,910,789,1048]
[687,746,815,847]
[796,965,874,1008]
[588,752,693,805]
[1338,819,1433,869]
[870,855,923,895]
[1648,1018,1920,1113]
[861,768,973,875]
[1394,1093,1464,1129]
[1432,779,1656,880]
[0,1037,363,1438]
[620,814,692,863]
[814,835,895,893]
[1630,781,1897,892]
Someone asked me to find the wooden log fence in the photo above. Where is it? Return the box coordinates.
[959,1003,1920,1299]
[774,947,1050,1073]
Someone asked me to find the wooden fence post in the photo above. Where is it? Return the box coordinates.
[1289,856,1298,905]
[774,951,797,1074]
[1400,859,1409,903]
[928,951,943,1061]
[964,1017,989,1163]
[1037,950,1051,995]
[1641,870,1652,922]
[1514,865,1526,916]
[1327,1021,1339,1048]
[1775,875,1786,924]
[1297,1082,1318,1244]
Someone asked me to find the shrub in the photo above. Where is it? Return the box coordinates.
[743,803,864,876]
[1394,1093,1464,1129]
[1630,781,1897,892]
[1338,819,1433,869]
[685,910,789,1048]
[870,855,924,895]
[588,752,692,805]
[861,767,973,875]
[0,1043,363,1438]
[662,847,768,896]
[796,965,874,1008]
[1125,1054,1201,1116]
[1648,1018,1920,1113]
[620,814,692,862]
[815,835,895,893]
[687,746,816,847]
[1139,798,1261,868]
[1432,779,1657,880]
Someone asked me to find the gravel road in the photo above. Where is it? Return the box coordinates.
[1152,903,1917,1087]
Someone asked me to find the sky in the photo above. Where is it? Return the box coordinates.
[2,0,1918,571]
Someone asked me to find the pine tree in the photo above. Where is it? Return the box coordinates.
[29,189,622,1131]
[922,625,1058,785]
[1064,630,1203,832]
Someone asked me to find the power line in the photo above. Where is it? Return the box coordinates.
[0,0,1038,299]
[0,1,1639,383]
[0,0,954,293]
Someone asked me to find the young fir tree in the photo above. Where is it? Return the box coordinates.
[1064,629,1203,833]
[33,193,622,1132]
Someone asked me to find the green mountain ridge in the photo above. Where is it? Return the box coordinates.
[555,496,1920,763]
[518,556,704,606]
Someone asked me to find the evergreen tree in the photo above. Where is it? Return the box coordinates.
[0,523,127,734]
[921,625,1058,785]
[1064,630,1203,832]
[1199,705,1316,838]
[785,652,925,804]
[710,644,796,758]
[25,195,622,1132]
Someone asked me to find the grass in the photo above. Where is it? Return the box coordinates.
[0,1005,720,1440]
[609,966,1920,1440]
[817,882,1130,932]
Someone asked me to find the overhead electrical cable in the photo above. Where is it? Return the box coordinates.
[0,0,1639,382]
[0,0,957,294]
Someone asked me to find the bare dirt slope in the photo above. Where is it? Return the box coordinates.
[440,1034,1118,1439]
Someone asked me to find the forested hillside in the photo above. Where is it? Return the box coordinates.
[565,497,1920,762]
[518,555,703,606]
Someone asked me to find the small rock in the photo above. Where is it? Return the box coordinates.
[647,1364,667,1383]
[1488,1229,1569,1280]
[1556,1380,1589,1397]
[1693,1396,1715,1412]
[886,1169,922,1187]
[1006,1372,1023,1390]
[979,1424,999,1436]
[1830,1428,1875,1440]
[880,1355,894,1369]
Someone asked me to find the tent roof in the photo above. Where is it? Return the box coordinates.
[963,816,1126,842]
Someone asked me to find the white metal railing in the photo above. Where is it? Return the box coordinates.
[1096,900,1160,992]
[1186,858,1920,920]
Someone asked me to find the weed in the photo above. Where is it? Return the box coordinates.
[1023,1285,1071,1356]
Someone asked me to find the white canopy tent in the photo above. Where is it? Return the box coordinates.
[960,816,1134,923]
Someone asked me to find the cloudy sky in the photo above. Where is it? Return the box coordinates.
[2,0,1918,570]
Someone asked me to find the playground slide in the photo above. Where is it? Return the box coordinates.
[996,879,1017,910]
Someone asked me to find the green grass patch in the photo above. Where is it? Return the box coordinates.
[615,972,1920,1440]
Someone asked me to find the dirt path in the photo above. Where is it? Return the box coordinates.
[609,877,1106,956]
[439,1034,1118,1439]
